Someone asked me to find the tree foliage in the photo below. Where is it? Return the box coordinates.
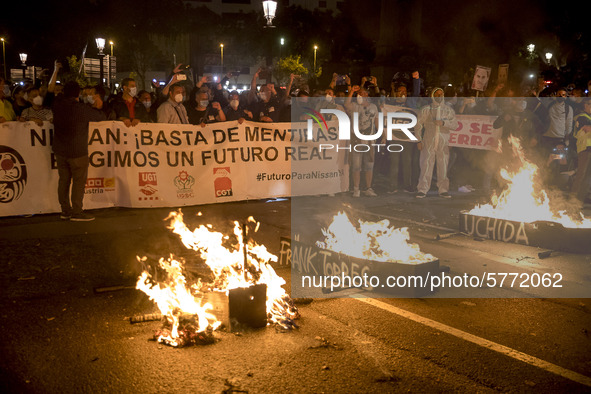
[61,56,90,88]
[274,55,308,85]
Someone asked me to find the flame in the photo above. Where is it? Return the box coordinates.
[136,210,298,346]
[319,212,436,264]
[469,136,591,228]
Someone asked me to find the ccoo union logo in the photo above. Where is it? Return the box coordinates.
[85,177,115,195]
[0,146,27,203]
[214,167,233,198]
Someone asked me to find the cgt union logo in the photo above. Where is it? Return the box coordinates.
[213,167,233,198]
[138,172,159,201]
[306,108,418,153]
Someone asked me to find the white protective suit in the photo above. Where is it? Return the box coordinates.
[415,88,459,194]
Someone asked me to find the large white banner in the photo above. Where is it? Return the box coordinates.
[0,120,348,217]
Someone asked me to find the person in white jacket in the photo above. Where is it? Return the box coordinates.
[415,87,459,198]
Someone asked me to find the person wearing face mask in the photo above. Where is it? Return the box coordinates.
[344,84,380,198]
[248,68,279,122]
[50,77,106,222]
[414,87,458,199]
[157,84,189,124]
[386,84,419,194]
[111,78,151,127]
[249,85,279,122]
[314,87,344,117]
[185,89,226,126]
[19,87,53,126]
[11,85,31,117]
[542,88,573,157]
[137,90,156,122]
[0,77,17,123]
[224,91,253,124]
[81,85,114,120]
[493,98,542,153]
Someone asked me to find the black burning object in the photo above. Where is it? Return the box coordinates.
[229,284,268,328]
[459,211,591,254]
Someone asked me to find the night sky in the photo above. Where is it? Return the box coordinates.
[1,0,588,85]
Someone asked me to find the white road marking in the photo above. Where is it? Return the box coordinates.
[351,295,591,387]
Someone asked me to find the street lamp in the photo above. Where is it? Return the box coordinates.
[545,52,553,65]
[19,53,27,80]
[280,37,284,58]
[0,38,6,80]
[220,43,224,71]
[527,44,535,53]
[95,37,105,85]
[313,45,318,74]
[108,41,114,88]
[262,0,277,27]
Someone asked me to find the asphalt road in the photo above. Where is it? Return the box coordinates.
[1,190,590,393]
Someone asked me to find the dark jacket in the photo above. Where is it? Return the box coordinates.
[223,105,252,122]
[52,95,106,158]
[493,109,542,145]
[111,97,153,123]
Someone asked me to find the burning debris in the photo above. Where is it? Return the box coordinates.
[469,136,591,229]
[318,212,436,265]
[136,210,299,347]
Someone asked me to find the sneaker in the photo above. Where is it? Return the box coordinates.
[415,192,426,199]
[60,212,72,220]
[364,188,377,197]
[439,192,452,199]
[458,186,472,193]
[353,189,360,198]
[70,213,95,222]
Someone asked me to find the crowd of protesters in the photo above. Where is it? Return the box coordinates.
[1,60,590,213]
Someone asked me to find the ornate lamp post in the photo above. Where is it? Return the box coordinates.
[262,0,277,27]
[95,37,105,85]
[262,1,277,82]
[1,38,6,80]
[19,53,27,80]
[527,44,535,54]
[545,52,553,65]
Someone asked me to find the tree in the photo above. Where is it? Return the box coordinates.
[274,55,308,85]
[61,56,90,88]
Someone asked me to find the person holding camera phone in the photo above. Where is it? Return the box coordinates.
[248,68,279,122]
[48,60,106,221]
[224,90,253,124]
